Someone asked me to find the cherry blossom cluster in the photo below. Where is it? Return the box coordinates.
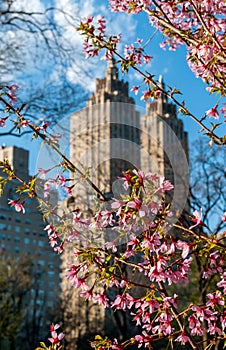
[41,174,74,199]
[77,11,225,144]
[78,15,121,60]
[123,41,152,67]
[53,169,225,349]
[109,0,226,95]
[44,223,64,254]
[0,84,19,127]
[35,169,225,350]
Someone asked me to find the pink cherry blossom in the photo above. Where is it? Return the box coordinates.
[83,15,93,25]
[189,209,203,229]
[8,84,19,105]
[111,293,135,310]
[133,169,151,184]
[38,168,48,180]
[0,117,8,127]
[73,211,90,226]
[159,177,174,191]
[130,85,140,95]
[119,169,144,189]
[143,55,152,64]
[175,331,191,345]
[94,292,109,307]
[127,197,149,217]
[41,121,51,133]
[8,198,25,214]
[48,330,64,346]
[221,212,226,222]
[50,323,60,332]
[217,272,226,293]
[206,105,220,119]
[206,292,224,307]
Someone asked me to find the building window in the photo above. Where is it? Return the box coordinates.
[25,218,31,224]
[14,236,20,242]
[0,214,6,220]
[48,281,55,288]
[38,241,45,247]
[47,301,54,308]
[15,246,20,253]
[15,226,21,233]
[0,223,7,230]
[37,299,44,306]
[25,228,30,234]
[24,237,30,244]
[48,271,55,277]
[15,217,21,223]
[48,291,54,298]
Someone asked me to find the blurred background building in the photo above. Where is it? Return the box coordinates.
[0,145,61,350]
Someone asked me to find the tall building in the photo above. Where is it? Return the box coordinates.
[61,60,189,348]
[61,58,141,348]
[68,58,140,208]
[141,76,189,214]
[0,145,61,350]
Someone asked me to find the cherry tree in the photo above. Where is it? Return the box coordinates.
[0,1,225,350]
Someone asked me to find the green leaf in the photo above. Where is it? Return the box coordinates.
[95,335,103,340]
[105,254,112,263]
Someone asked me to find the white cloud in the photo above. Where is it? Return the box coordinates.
[2,0,138,94]
[52,0,138,91]
[11,0,45,12]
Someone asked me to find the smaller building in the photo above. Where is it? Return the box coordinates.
[0,145,61,349]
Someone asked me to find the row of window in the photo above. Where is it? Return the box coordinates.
[0,224,45,235]
[0,243,57,257]
[0,213,44,225]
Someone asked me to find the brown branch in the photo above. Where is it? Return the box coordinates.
[80,27,224,144]
[173,223,226,249]
[0,96,107,201]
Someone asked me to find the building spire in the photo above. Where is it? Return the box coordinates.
[106,55,118,81]
[107,55,116,68]
[157,75,168,115]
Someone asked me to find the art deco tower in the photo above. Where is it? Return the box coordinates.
[68,58,140,209]
[141,76,189,214]
[62,63,189,349]
[62,59,141,348]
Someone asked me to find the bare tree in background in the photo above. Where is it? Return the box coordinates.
[189,138,225,233]
[0,253,31,350]
[0,0,90,137]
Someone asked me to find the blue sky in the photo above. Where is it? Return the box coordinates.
[1,0,224,174]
